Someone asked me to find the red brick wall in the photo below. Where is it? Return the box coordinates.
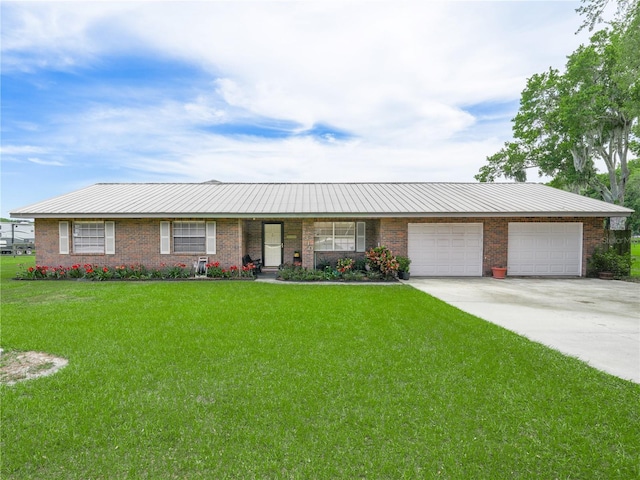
[243,220,263,262]
[283,220,303,265]
[35,218,243,270]
[379,218,407,255]
[301,219,315,269]
[582,217,607,271]
[34,216,607,276]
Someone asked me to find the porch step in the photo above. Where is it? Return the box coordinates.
[260,267,279,274]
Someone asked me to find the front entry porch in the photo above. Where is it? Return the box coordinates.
[241,218,380,270]
[242,219,305,269]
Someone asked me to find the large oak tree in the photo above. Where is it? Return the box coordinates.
[476,1,639,207]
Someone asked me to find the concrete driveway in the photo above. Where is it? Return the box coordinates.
[407,277,639,383]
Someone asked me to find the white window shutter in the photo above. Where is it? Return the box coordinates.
[104,221,115,254]
[160,221,171,254]
[356,222,366,252]
[59,221,69,254]
[206,221,216,254]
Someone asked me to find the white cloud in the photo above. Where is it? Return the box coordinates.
[27,157,66,167]
[1,145,48,155]
[154,2,582,142]
[1,1,590,219]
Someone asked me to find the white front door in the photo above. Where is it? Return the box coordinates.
[264,223,282,267]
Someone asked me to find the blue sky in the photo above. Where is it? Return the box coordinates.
[2,1,589,218]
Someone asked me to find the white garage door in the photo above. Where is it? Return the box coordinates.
[408,223,483,276]
[508,223,582,276]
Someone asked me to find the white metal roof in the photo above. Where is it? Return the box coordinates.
[10,182,634,218]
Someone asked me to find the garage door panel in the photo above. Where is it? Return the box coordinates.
[550,264,567,274]
[450,251,466,261]
[466,238,482,248]
[449,266,467,275]
[567,251,580,261]
[417,225,437,235]
[434,225,451,235]
[517,251,535,262]
[451,238,466,248]
[408,223,483,277]
[535,250,550,260]
[535,237,550,248]
[423,239,437,248]
[550,237,569,248]
[450,225,470,235]
[508,223,582,276]
[549,251,566,261]
[517,237,535,249]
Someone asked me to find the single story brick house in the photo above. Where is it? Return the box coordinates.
[10,182,633,277]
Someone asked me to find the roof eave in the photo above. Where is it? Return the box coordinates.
[14,211,632,219]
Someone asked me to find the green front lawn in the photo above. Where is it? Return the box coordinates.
[1,256,639,478]
[631,240,640,277]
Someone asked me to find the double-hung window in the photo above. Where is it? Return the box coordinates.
[314,221,365,252]
[71,221,115,254]
[173,221,206,253]
[160,221,216,254]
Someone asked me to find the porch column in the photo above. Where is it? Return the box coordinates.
[301,219,315,269]
[238,219,244,266]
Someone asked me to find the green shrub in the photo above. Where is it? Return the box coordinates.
[336,258,354,273]
[162,263,191,279]
[396,255,411,273]
[315,257,331,270]
[277,265,325,281]
[353,258,367,272]
[587,247,632,278]
[341,270,366,281]
[276,263,388,282]
[322,266,341,280]
[365,246,399,278]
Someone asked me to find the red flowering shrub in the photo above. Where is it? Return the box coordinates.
[206,262,223,278]
[365,246,399,278]
[16,260,256,281]
[336,258,354,273]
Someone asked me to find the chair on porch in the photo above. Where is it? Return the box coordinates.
[242,254,262,274]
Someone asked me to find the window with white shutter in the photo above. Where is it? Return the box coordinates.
[206,221,216,254]
[160,221,171,254]
[59,221,69,255]
[356,222,366,252]
[105,221,115,255]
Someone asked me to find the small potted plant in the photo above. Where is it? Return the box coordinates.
[396,256,411,280]
[491,266,507,279]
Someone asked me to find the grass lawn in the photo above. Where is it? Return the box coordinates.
[1,256,639,479]
[631,240,640,277]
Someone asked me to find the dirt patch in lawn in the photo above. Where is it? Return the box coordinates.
[0,349,68,386]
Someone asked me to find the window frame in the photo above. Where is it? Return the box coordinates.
[161,221,216,255]
[72,221,110,254]
[314,221,365,252]
[172,221,207,254]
